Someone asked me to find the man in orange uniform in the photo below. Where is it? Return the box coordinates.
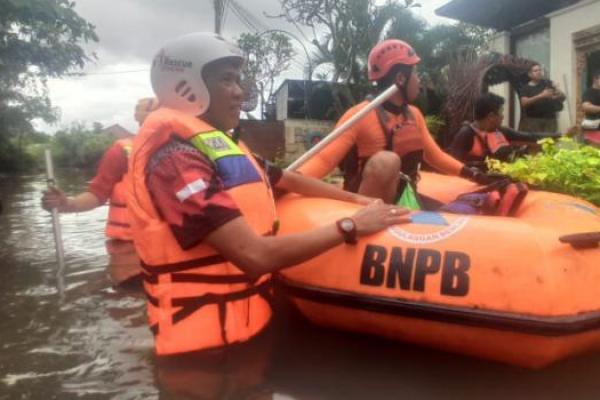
[41,98,158,285]
[298,39,494,207]
[127,32,410,356]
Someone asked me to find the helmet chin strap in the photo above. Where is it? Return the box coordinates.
[399,67,412,108]
[384,73,411,117]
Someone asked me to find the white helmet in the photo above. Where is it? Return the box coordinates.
[150,32,244,116]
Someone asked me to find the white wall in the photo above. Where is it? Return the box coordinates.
[283,119,334,161]
[549,0,600,132]
[489,32,512,126]
[275,84,289,121]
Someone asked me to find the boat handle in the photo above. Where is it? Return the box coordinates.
[559,232,600,249]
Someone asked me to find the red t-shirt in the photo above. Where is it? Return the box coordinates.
[88,141,129,203]
[146,139,282,250]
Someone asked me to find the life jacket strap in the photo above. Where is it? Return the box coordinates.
[140,254,228,275]
[143,279,272,342]
[142,271,255,285]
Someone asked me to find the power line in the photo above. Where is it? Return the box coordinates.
[222,0,231,29]
[229,0,270,32]
[226,2,306,76]
[64,69,148,77]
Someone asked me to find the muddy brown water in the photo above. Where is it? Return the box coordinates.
[2,171,600,400]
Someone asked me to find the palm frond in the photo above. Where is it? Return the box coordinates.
[441,51,536,146]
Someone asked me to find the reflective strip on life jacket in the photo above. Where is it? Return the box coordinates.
[189,131,262,189]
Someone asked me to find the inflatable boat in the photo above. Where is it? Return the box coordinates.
[583,130,600,148]
[275,172,600,368]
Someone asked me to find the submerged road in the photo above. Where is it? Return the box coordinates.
[1,171,600,399]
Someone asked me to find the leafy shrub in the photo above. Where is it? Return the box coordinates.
[425,114,445,141]
[487,137,600,206]
[50,124,115,168]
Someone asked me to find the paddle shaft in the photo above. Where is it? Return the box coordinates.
[562,74,573,127]
[287,84,399,171]
[44,149,66,272]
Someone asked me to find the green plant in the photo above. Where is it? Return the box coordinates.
[425,114,445,141]
[487,137,600,206]
[0,0,97,138]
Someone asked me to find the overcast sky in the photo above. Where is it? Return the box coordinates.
[38,0,453,133]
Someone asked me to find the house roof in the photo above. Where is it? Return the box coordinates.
[435,0,582,31]
[272,79,343,98]
[101,124,133,138]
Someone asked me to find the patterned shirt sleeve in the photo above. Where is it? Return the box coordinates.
[146,141,242,250]
[88,141,129,203]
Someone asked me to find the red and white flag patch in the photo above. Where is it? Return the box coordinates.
[176,171,208,202]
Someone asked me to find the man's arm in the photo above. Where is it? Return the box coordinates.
[42,141,128,213]
[147,141,409,279]
[414,108,463,175]
[520,88,554,108]
[447,125,476,162]
[205,200,410,279]
[276,170,374,205]
[42,187,102,213]
[582,101,600,115]
[550,81,566,102]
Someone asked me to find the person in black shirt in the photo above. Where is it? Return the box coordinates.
[519,63,565,133]
[582,70,600,130]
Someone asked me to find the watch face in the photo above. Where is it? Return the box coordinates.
[340,218,354,232]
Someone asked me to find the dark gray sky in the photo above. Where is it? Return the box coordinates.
[39,0,452,133]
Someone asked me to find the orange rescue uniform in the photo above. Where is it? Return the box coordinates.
[127,108,276,355]
[298,102,463,184]
[104,138,133,241]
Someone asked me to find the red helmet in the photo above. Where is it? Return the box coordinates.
[368,39,421,81]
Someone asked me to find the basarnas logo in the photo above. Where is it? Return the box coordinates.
[154,50,193,72]
[388,213,470,245]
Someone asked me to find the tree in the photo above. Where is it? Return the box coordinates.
[277,0,493,118]
[237,32,295,118]
[278,0,421,114]
[0,0,98,140]
[51,122,114,168]
[92,122,104,134]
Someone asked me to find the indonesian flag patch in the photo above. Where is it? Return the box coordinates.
[175,171,208,202]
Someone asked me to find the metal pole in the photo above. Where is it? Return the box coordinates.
[44,149,66,295]
[287,84,399,171]
[562,74,573,127]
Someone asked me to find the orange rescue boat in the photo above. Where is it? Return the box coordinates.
[275,172,600,368]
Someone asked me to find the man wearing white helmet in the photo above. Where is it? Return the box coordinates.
[127,32,409,356]
[42,97,158,285]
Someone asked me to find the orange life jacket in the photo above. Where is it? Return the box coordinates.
[342,105,424,192]
[105,139,133,241]
[127,108,277,356]
[374,105,423,158]
[468,124,510,159]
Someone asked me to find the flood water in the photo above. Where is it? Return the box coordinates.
[2,171,600,400]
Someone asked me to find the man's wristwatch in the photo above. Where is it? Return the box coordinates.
[336,218,357,244]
